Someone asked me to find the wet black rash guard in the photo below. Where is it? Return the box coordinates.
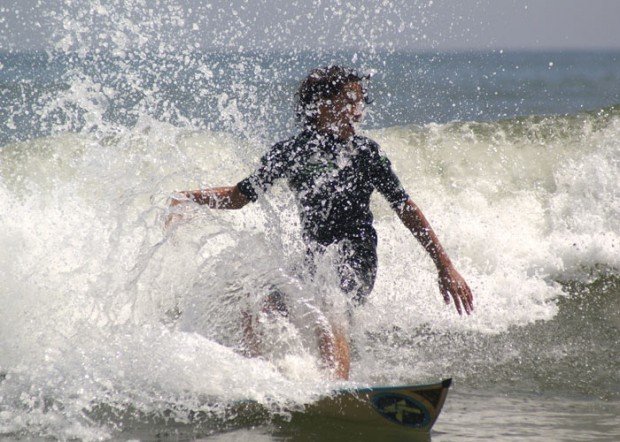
[237,130,409,304]
[237,130,409,246]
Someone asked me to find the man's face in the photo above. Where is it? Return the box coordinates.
[318,82,365,135]
[335,82,365,123]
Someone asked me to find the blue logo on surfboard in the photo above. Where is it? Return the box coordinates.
[370,393,430,428]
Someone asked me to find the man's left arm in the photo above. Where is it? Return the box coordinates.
[396,199,474,315]
[368,144,473,315]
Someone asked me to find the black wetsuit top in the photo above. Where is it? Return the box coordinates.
[237,130,409,304]
[237,130,409,245]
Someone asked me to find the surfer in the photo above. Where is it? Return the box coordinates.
[169,66,473,379]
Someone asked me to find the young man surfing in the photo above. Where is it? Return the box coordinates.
[169,66,473,379]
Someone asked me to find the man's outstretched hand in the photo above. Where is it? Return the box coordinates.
[164,193,193,229]
[438,266,474,315]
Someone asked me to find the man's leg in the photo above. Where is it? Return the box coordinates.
[315,239,378,378]
[241,310,261,357]
[316,320,350,380]
[241,288,288,358]
[305,240,374,379]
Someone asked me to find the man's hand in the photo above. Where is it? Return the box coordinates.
[164,192,193,229]
[164,186,250,229]
[395,199,475,316]
[169,192,191,207]
[438,266,474,315]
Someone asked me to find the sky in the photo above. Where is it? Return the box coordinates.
[1,0,620,52]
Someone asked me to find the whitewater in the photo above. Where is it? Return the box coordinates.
[0,6,619,438]
[1,101,619,438]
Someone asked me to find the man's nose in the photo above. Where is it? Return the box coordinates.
[353,102,364,118]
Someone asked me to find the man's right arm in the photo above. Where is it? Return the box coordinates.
[168,138,291,215]
[171,185,250,209]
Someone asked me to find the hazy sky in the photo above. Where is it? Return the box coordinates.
[2,0,620,52]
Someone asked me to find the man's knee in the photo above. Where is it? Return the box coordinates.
[263,289,289,317]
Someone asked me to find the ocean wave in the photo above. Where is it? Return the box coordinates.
[0,107,618,439]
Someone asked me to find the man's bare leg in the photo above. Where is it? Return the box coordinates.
[241,311,261,358]
[241,290,289,358]
[317,323,350,380]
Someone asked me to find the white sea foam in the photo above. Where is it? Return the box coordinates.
[0,110,618,438]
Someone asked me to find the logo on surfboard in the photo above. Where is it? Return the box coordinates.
[370,393,430,428]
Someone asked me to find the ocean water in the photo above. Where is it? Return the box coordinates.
[1,12,620,442]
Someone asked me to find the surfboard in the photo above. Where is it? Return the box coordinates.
[92,379,451,440]
[292,378,452,434]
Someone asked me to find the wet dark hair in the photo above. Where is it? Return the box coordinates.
[296,65,371,126]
